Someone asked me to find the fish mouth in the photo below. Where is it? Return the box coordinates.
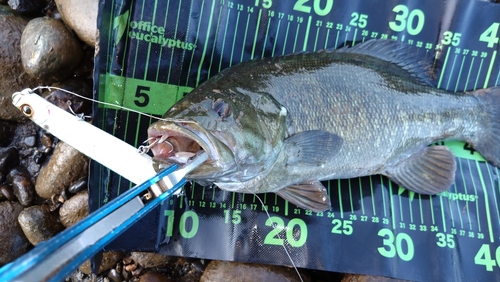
[147,121,235,179]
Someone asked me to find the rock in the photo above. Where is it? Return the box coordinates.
[341,274,410,282]
[0,147,19,174]
[8,166,34,206]
[35,141,89,199]
[79,251,123,275]
[68,177,87,194]
[59,190,88,227]
[200,261,311,282]
[139,272,169,282]
[130,252,173,268]
[8,0,48,14]
[55,0,98,46]
[23,135,36,147]
[108,268,124,282]
[17,205,64,245]
[0,201,30,265]
[0,184,16,201]
[44,78,93,115]
[0,121,16,147]
[21,16,83,82]
[0,5,44,121]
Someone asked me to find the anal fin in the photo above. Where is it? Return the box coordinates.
[383,146,456,194]
[276,181,331,212]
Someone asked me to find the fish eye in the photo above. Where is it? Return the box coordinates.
[213,98,230,119]
[21,104,33,117]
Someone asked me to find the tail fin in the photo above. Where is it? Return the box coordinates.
[473,86,500,167]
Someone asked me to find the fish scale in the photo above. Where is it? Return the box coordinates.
[148,40,500,212]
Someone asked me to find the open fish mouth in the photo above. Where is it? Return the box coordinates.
[146,121,235,178]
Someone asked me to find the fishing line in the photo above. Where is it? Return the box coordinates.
[32,86,196,124]
[253,194,304,282]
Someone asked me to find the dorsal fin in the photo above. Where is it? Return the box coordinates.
[334,39,439,86]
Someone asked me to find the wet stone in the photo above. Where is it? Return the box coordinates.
[79,251,123,275]
[23,135,36,147]
[35,141,89,199]
[59,190,88,227]
[0,201,30,265]
[8,166,34,206]
[108,268,124,282]
[40,132,53,149]
[200,260,311,282]
[68,178,87,194]
[8,0,48,14]
[0,184,16,201]
[139,272,169,282]
[18,205,65,245]
[0,5,44,121]
[55,0,98,46]
[0,147,19,174]
[130,252,173,268]
[21,16,83,82]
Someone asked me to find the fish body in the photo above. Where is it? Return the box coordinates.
[148,40,500,211]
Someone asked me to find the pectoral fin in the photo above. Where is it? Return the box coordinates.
[276,181,331,212]
[285,130,343,166]
[383,146,456,194]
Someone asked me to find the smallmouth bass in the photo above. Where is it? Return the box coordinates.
[147,40,500,212]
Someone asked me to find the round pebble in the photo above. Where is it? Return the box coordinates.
[59,190,88,227]
[139,272,169,282]
[55,0,98,46]
[68,178,87,194]
[200,260,311,282]
[0,5,43,121]
[18,205,65,245]
[8,166,35,206]
[35,141,89,199]
[0,201,30,264]
[0,184,16,201]
[21,16,83,82]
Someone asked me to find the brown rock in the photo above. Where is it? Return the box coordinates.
[139,272,170,282]
[8,166,34,206]
[35,141,88,199]
[130,252,173,268]
[59,190,88,227]
[200,260,311,282]
[0,5,44,121]
[18,205,64,245]
[21,16,83,82]
[0,201,30,265]
[55,0,98,46]
[79,251,123,275]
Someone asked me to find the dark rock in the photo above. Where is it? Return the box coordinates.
[139,272,170,282]
[8,0,47,14]
[8,166,34,206]
[35,141,89,199]
[0,147,19,174]
[79,251,123,275]
[0,121,16,147]
[0,5,44,121]
[0,184,16,201]
[59,190,88,227]
[0,201,30,265]
[21,16,83,82]
[68,177,87,194]
[18,205,64,245]
[108,268,124,282]
[200,260,311,282]
[44,78,93,115]
[40,132,53,149]
[55,0,98,46]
